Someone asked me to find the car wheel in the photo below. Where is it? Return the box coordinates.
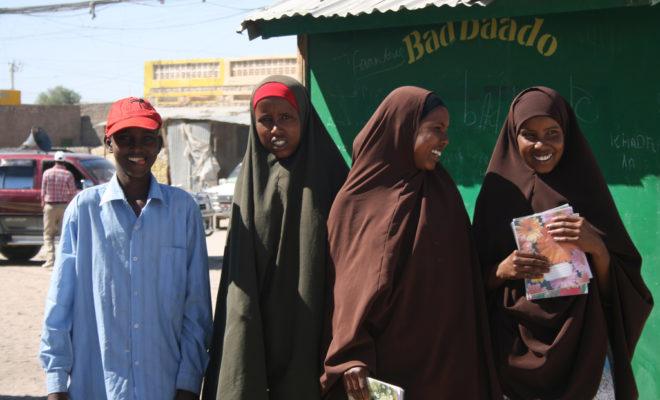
[204,218,214,237]
[0,245,42,262]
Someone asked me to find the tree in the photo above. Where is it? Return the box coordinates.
[36,86,81,105]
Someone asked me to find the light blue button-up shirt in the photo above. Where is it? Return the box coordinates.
[39,174,212,400]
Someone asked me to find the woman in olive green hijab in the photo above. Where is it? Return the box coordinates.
[202,76,348,400]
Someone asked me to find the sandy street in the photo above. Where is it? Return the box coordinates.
[0,230,226,399]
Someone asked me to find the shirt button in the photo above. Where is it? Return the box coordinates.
[132,256,138,262]
[125,349,130,353]
[134,361,140,366]
[133,323,140,329]
[134,291,139,296]
[134,224,140,231]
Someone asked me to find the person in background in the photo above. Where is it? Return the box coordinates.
[321,86,501,400]
[40,150,76,269]
[472,86,653,399]
[202,76,348,400]
[39,97,212,400]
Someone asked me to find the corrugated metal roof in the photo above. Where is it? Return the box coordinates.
[158,107,251,125]
[95,108,251,126]
[243,0,492,22]
[241,0,492,38]
[241,0,657,39]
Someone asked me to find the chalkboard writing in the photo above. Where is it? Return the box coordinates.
[568,75,599,124]
[310,7,660,185]
[611,132,657,153]
[462,70,519,132]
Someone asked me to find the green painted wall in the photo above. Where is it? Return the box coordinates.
[308,6,660,398]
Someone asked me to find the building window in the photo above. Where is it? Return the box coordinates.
[153,61,220,80]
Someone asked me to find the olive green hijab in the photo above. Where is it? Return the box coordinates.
[202,76,348,400]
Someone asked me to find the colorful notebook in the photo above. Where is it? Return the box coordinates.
[511,204,592,300]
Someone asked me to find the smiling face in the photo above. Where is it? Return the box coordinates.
[413,106,450,171]
[254,97,301,159]
[516,116,565,174]
[105,127,162,181]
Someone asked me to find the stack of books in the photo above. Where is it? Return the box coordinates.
[511,204,592,300]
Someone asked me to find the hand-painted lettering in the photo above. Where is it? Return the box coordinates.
[402,17,558,65]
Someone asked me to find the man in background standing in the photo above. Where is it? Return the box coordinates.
[41,151,76,269]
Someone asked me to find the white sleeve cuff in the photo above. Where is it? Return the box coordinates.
[46,369,69,394]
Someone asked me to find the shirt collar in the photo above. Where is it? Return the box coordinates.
[100,173,166,206]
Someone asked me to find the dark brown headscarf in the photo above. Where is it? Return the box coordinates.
[202,76,348,400]
[322,86,501,399]
[472,86,653,399]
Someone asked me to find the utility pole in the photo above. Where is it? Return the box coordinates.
[9,61,22,89]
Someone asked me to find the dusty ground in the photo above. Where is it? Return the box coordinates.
[0,230,226,399]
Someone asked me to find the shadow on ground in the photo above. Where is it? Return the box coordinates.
[0,259,42,267]
[0,396,46,400]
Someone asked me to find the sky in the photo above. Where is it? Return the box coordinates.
[0,0,296,104]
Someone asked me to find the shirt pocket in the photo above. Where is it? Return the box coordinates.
[158,246,187,318]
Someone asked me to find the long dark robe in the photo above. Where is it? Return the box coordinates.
[202,75,348,400]
[472,86,653,399]
[321,86,501,400]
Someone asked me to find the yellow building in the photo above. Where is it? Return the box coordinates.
[144,56,299,108]
[144,58,224,107]
[0,90,21,105]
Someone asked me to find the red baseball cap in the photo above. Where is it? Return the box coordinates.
[105,97,162,138]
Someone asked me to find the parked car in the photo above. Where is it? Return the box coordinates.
[0,150,115,261]
[203,162,241,227]
[191,191,215,237]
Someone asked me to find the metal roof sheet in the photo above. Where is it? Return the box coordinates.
[242,0,492,22]
[240,0,657,39]
[158,107,251,125]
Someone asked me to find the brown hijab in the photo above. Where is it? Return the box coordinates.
[472,87,653,399]
[322,86,501,399]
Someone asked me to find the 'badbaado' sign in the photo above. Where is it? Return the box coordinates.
[403,17,558,64]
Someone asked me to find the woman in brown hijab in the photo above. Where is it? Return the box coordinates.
[321,86,501,400]
[472,86,653,399]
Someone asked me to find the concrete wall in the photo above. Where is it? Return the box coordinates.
[80,103,111,147]
[0,105,81,148]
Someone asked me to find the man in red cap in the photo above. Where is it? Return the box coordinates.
[39,97,212,400]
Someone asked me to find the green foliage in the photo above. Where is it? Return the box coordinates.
[36,85,81,105]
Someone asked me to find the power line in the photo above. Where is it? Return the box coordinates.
[0,8,253,39]
[0,29,82,41]
[204,1,259,11]
[0,0,162,18]
[49,9,250,31]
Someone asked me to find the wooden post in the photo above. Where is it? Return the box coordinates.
[297,34,308,87]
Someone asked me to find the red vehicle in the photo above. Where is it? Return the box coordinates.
[0,150,115,261]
